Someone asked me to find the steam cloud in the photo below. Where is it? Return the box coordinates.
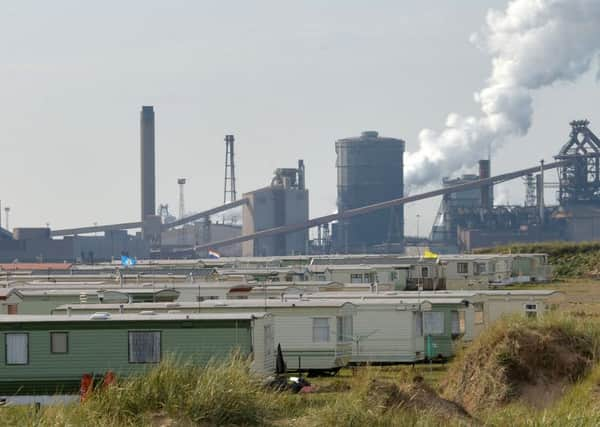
[405,0,600,188]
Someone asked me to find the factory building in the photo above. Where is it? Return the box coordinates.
[0,228,149,263]
[431,121,600,252]
[242,162,309,256]
[161,221,242,257]
[431,160,494,248]
[334,131,405,253]
[430,163,563,253]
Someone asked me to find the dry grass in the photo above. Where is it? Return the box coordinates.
[442,314,600,413]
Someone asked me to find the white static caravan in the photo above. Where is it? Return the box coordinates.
[348,299,430,363]
[52,299,356,374]
[306,289,563,342]
[437,254,513,289]
[9,287,180,315]
[297,293,470,359]
[373,290,564,338]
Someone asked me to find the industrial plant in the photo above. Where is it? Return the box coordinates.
[0,107,599,262]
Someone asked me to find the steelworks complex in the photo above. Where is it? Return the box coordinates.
[1,107,600,262]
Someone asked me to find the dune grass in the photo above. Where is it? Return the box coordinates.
[442,313,600,413]
[6,314,600,426]
[1,355,287,426]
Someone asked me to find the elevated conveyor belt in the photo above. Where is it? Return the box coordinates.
[51,198,248,236]
[192,160,569,251]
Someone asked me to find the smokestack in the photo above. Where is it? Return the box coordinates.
[177,178,186,220]
[478,159,492,210]
[298,159,305,190]
[140,106,156,220]
[537,160,545,225]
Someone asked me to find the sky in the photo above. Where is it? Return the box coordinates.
[1,1,599,236]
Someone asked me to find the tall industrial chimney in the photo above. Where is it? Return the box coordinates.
[140,106,156,221]
[478,159,492,210]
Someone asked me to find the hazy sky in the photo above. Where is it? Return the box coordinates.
[1,1,598,236]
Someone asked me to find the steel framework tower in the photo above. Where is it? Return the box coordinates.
[524,173,537,207]
[556,120,600,204]
[224,135,237,204]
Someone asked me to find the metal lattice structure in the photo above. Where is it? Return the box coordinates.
[555,120,600,204]
[523,173,537,207]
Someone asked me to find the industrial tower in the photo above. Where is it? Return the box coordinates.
[224,135,236,204]
[177,178,186,220]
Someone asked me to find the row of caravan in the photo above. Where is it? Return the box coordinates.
[0,289,562,396]
[0,253,552,291]
[51,289,562,363]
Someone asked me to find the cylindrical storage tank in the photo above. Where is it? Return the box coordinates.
[335,131,405,252]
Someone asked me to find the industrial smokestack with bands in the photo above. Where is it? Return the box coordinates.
[140,106,156,221]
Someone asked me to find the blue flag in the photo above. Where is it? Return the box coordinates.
[121,255,137,267]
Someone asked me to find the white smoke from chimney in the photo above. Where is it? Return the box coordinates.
[405,0,600,188]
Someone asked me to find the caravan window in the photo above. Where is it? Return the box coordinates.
[5,333,28,365]
[346,316,354,341]
[350,274,363,283]
[337,317,343,342]
[51,332,69,354]
[451,311,466,336]
[264,325,274,358]
[475,263,486,276]
[129,331,161,363]
[525,304,538,318]
[474,303,484,324]
[415,312,423,336]
[421,267,429,278]
[312,318,330,342]
[423,312,444,335]
[337,315,353,342]
[457,263,469,274]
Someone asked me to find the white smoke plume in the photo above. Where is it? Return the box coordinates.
[405,0,600,188]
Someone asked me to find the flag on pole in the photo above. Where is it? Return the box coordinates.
[121,255,137,267]
[423,250,438,259]
[207,249,221,259]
